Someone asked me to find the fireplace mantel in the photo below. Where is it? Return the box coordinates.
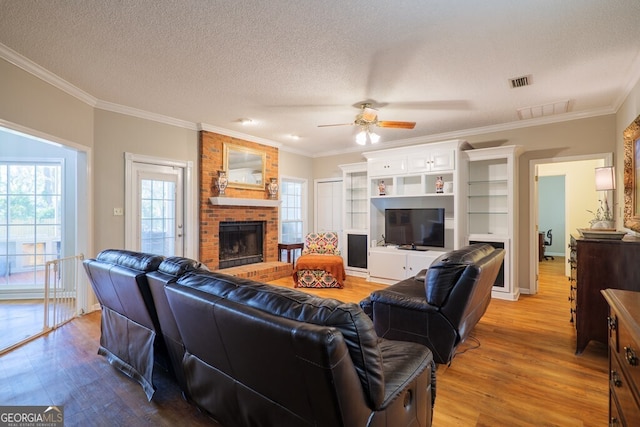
[209,197,280,208]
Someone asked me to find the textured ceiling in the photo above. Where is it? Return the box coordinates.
[1,0,640,156]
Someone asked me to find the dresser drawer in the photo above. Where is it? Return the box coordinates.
[611,348,640,426]
[610,394,623,426]
[614,314,640,398]
[602,289,640,427]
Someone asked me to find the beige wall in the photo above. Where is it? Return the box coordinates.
[616,73,640,228]
[0,59,94,148]
[3,55,639,296]
[310,115,617,293]
[312,151,367,180]
[279,150,315,232]
[93,110,198,254]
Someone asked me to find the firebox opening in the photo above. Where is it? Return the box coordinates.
[219,221,264,268]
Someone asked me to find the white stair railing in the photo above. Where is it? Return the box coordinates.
[44,254,84,330]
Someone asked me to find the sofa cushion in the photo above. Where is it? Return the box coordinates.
[425,243,495,306]
[174,270,385,407]
[97,249,163,272]
[157,256,208,276]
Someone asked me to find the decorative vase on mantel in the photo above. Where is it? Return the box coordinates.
[267,177,279,200]
[216,170,228,196]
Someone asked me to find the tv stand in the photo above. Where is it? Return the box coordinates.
[398,244,431,251]
[368,246,445,284]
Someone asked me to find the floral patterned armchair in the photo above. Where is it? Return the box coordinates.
[293,232,346,288]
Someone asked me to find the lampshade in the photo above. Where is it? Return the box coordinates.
[355,130,367,145]
[595,166,615,191]
[369,131,380,144]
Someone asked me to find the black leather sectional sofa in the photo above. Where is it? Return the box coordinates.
[83,249,437,427]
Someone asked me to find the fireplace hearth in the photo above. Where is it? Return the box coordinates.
[219,221,264,268]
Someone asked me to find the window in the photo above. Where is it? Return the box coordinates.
[0,162,62,288]
[140,178,176,255]
[280,178,306,243]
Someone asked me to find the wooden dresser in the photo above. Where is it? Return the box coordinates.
[574,236,640,354]
[602,289,640,426]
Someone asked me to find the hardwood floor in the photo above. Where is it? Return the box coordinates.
[0,257,608,426]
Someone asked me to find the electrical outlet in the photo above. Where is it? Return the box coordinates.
[113,208,124,216]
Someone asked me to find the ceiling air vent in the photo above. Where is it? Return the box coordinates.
[509,75,531,88]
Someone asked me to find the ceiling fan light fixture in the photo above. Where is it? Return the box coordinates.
[356,130,367,145]
[361,107,378,122]
[369,131,380,144]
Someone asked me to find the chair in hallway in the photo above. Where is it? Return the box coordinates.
[544,229,554,260]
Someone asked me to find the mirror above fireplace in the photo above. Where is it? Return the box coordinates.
[223,143,266,190]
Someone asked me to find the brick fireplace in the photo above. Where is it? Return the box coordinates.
[198,131,284,277]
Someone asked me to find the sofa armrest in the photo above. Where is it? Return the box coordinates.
[368,277,438,313]
[414,268,428,282]
[376,339,436,425]
[370,290,439,313]
[359,297,373,319]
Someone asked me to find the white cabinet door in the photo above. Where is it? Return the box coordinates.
[368,250,407,281]
[431,149,455,171]
[406,251,441,277]
[406,150,454,173]
[369,157,407,176]
[407,156,431,173]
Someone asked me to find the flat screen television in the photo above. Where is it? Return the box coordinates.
[384,208,445,248]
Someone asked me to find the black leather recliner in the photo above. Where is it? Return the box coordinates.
[82,249,164,400]
[146,256,207,392]
[360,243,504,365]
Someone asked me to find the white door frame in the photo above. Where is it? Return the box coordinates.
[125,153,196,258]
[0,119,93,313]
[528,152,612,295]
[279,175,309,242]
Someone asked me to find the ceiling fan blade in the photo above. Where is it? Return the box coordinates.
[317,123,353,127]
[377,121,416,129]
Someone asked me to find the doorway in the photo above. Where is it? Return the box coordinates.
[538,175,566,260]
[529,154,612,295]
[0,125,90,353]
[124,153,194,258]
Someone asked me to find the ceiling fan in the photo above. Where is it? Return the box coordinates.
[318,103,416,145]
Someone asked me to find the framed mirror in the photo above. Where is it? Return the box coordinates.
[223,143,266,190]
[623,114,640,233]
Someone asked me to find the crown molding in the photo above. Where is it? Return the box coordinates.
[312,107,617,158]
[0,43,97,107]
[96,100,198,130]
[197,123,282,149]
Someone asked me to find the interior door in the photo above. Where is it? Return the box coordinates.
[533,165,540,294]
[131,163,184,257]
[315,180,342,233]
